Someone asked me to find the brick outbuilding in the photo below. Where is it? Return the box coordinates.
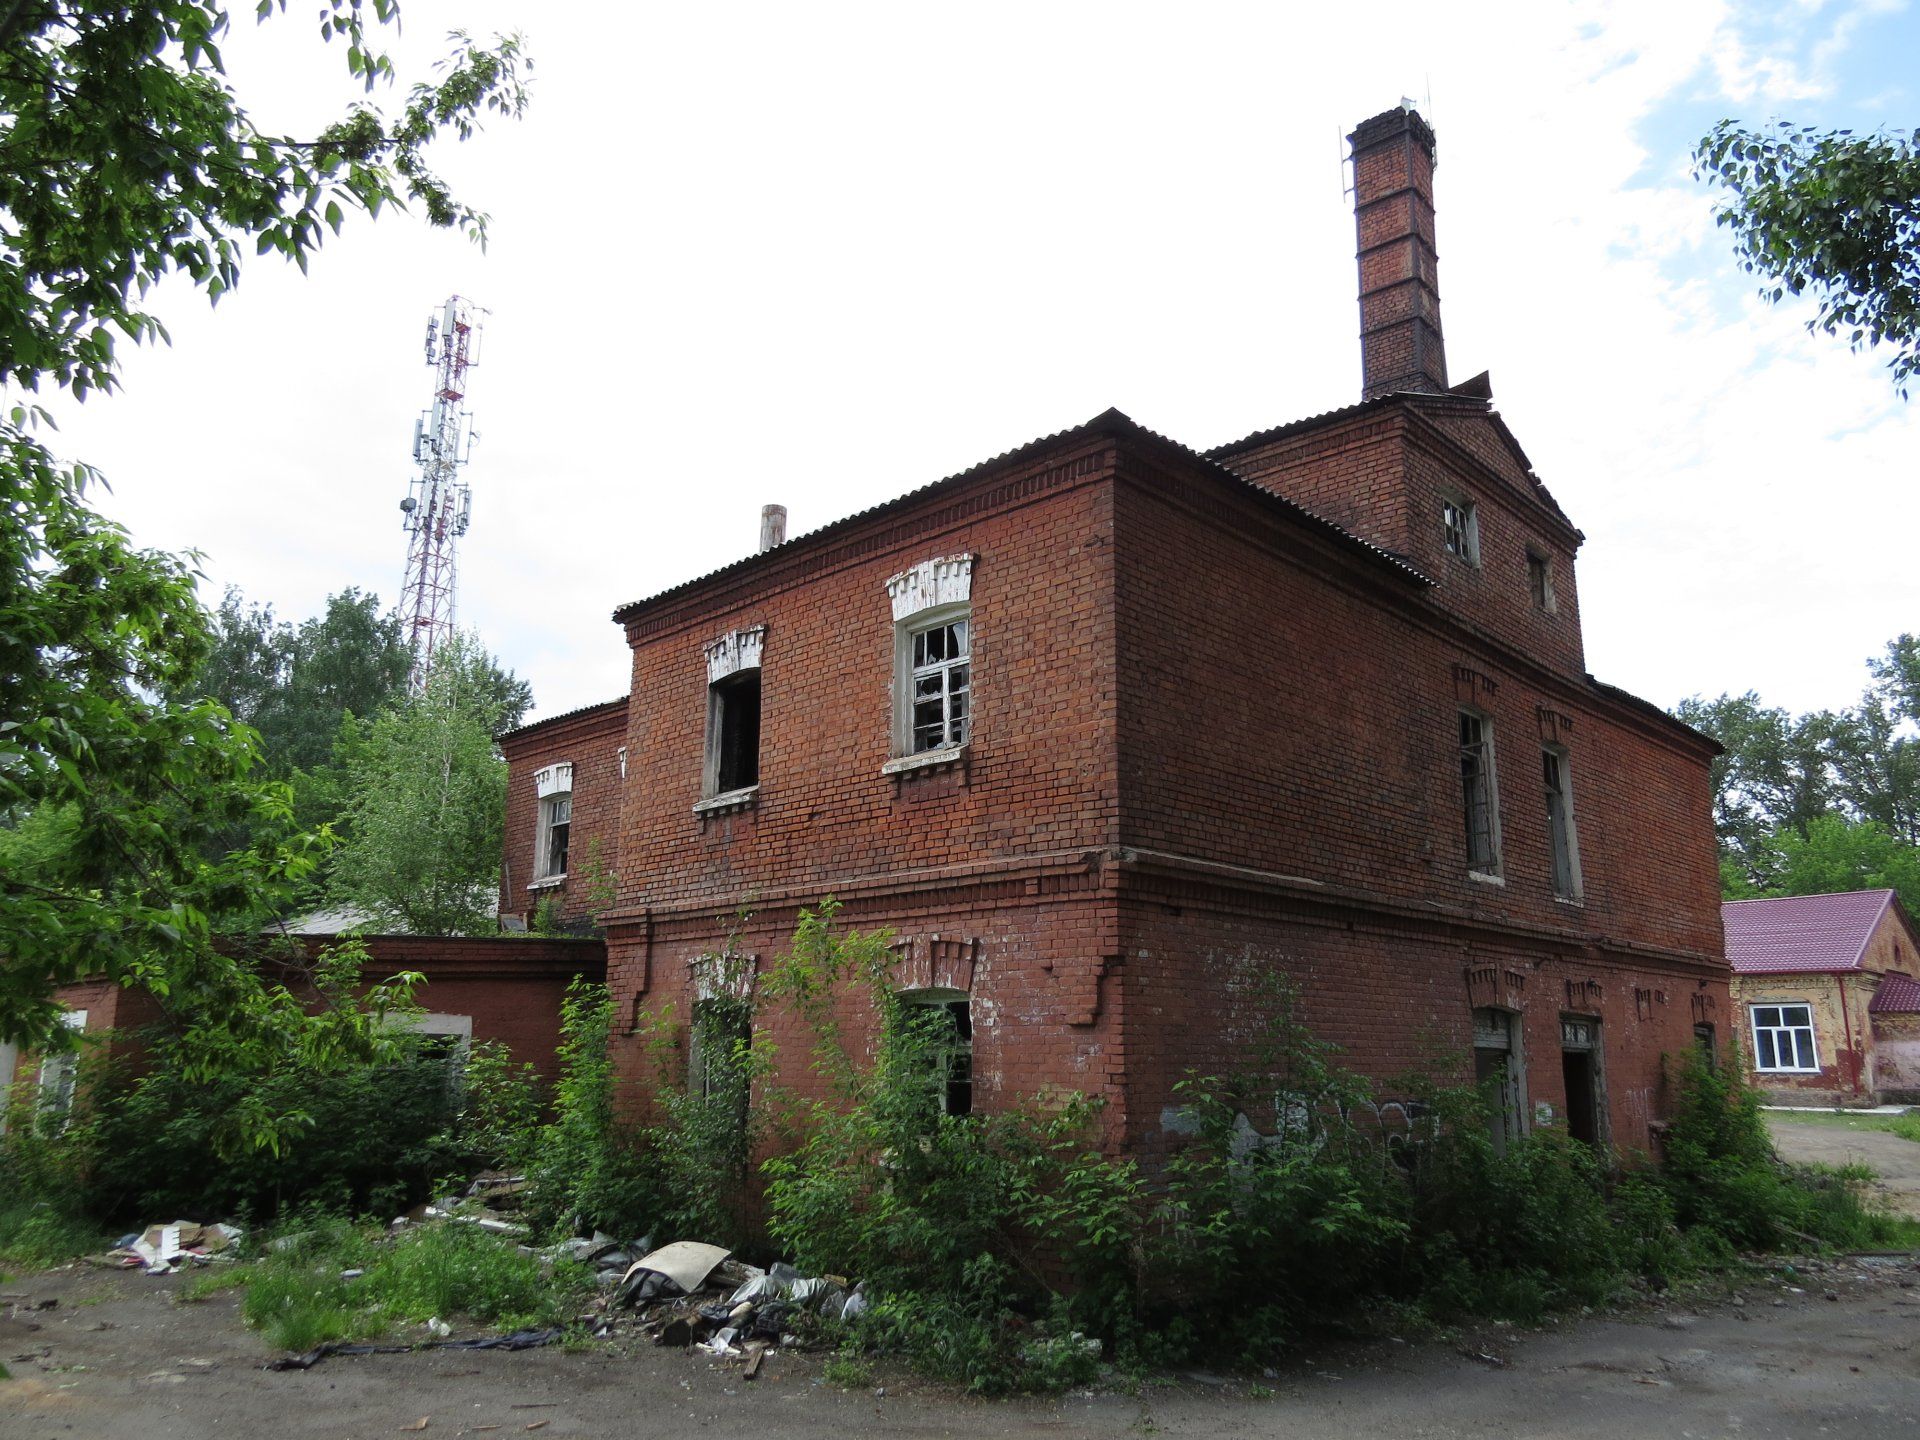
[498,105,1728,1161]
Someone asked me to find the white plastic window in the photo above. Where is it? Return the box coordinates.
[1750,1003,1819,1072]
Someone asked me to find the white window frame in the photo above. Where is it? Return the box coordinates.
[1750,1002,1820,1073]
[1458,709,1503,879]
[532,761,573,885]
[885,555,975,767]
[701,627,765,804]
[1442,496,1480,566]
[37,1010,87,1125]
[1542,744,1583,902]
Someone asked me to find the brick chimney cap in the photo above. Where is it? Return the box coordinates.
[1347,105,1437,162]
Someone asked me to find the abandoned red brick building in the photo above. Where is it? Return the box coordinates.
[498,106,1727,1158]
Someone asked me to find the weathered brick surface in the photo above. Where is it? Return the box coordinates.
[570,406,1725,1162]
[499,699,628,928]
[49,936,603,1087]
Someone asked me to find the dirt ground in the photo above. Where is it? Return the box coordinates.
[3,1253,1919,1440]
[1767,1116,1920,1219]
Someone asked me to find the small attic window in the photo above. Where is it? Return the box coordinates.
[1527,550,1556,612]
[1443,498,1480,566]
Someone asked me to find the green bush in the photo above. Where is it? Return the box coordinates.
[1658,1050,1915,1251]
[520,979,660,1239]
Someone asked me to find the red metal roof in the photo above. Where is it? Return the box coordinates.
[1870,973,1920,1014]
[1723,890,1896,975]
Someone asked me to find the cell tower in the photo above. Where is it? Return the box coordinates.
[398,294,485,689]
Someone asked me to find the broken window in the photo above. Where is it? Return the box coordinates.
[707,671,762,795]
[1471,1007,1526,1154]
[537,790,572,879]
[1750,1002,1818,1072]
[1542,746,1582,900]
[1527,550,1555,611]
[907,615,970,754]
[897,992,973,1117]
[36,1010,86,1128]
[1458,710,1502,876]
[1442,497,1479,564]
[532,761,573,881]
[1559,1016,1605,1146]
[1693,1023,1717,1068]
[700,627,765,801]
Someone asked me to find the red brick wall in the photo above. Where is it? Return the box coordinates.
[611,437,1121,918]
[1219,400,1587,678]
[499,700,628,928]
[49,936,604,1089]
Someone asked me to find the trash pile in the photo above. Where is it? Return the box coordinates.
[580,1237,868,1369]
[388,1170,533,1241]
[94,1221,244,1274]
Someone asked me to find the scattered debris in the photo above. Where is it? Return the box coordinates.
[400,1419,430,1433]
[98,1221,243,1275]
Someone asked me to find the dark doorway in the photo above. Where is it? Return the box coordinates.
[1561,1047,1599,1144]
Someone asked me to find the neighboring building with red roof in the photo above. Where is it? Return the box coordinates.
[1726,890,1920,1104]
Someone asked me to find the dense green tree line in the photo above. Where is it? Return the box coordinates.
[1676,635,1920,911]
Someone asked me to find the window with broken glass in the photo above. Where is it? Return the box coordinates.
[1750,1003,1819,1072]
[1442,497,1479,564]
[1458,711,1501,875]
[537,791,572,879]
[908,615,970,754]
[1542,746,1581,900]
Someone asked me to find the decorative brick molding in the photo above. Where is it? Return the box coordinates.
[886,554,974,622]
[532,762,572,798]
[690,948,757,1001]
[1536,706,1576,745]
[1690,989,1719,1024]
[1452,664,1498,708]
[1565,977,1603,1011]
[891,934,980,994]
[704,626,765,683]
[1634,985,1668,1022]
[1465,962,1528,1013]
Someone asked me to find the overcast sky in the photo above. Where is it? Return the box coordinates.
[38,0,1919,725]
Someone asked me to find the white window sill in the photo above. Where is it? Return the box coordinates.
[1753,1067,1823,1075]
[527,875,566,891]
[1553,894,1585,907]
[694,785,759,817]
[883,744,967,777]
[1466,870,1505,886]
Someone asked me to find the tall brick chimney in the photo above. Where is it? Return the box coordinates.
[1349,105,1447,399]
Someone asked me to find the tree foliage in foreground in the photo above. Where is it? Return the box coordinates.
[0,1,528,1058]
[1697,120,1920,394]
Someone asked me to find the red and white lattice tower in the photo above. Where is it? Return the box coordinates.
[398,295,485,689]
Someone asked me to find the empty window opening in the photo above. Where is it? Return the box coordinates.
[1693,1023,1717,1068]
[707,671,762,795]
[1442,498,1480,564]
[898,992,973,1116]
[1527,550,1555,611]
[688,999,754,1116]
[909,617,970,754]
[1472,1007,1527,1154]
[1750,1003,1818,1072]
[1559,1017,1604,1146]
[1459,711,1502,876]
[1542,746,1582,900]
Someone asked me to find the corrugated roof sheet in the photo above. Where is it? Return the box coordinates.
[609,408,1431,625]
[1723,890,1896,974]
[496,695,628,745]
[1869,973,1920,1014]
